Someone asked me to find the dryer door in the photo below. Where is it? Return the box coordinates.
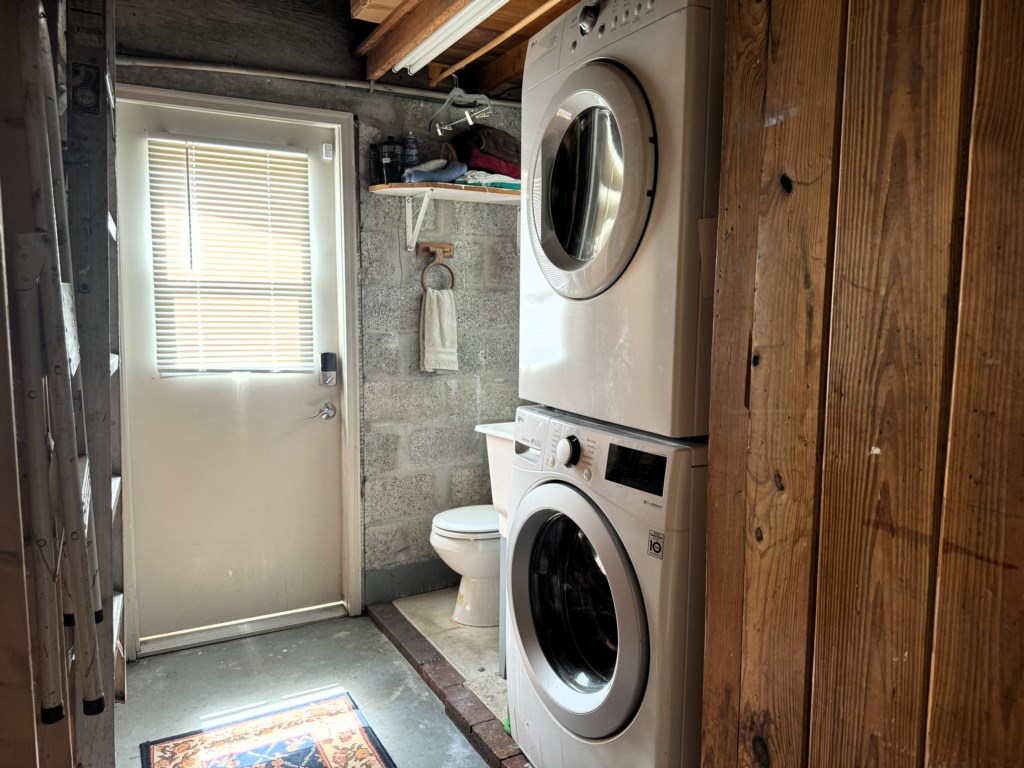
[527,60,656,299]
[508,481,648,739]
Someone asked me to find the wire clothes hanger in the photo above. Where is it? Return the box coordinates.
[428,77,492,135]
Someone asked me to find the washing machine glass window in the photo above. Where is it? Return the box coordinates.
[509,481,649,739]
[529,61,656,300]
[529,513,617,693]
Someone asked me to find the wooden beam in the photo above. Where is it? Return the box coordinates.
[926,0,1024,763]
[699,0,767,763]
[808,0,978,764]
[734,0,846,762]
[364,0,478,81]
[426,0,569,86]
[702,0,847,765]
[474,39,526,94]
[354,0,426,57]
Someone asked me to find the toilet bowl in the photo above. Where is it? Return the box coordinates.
[430,422,516,627]
[430,506,501,626]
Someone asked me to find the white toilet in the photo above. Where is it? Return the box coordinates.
[429,422,515,627]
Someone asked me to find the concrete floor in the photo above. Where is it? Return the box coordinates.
[394,588,507,723]
[114,616,488,768]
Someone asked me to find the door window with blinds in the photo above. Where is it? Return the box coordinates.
[146,135,314,373]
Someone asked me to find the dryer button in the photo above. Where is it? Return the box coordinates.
[583,468,593,481]
[546,455,555,468]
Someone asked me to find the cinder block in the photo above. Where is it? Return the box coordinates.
[455,290,518,332]
[452,202,518,238]
[444,378,482,422]
[450,467,491,508]
[362,332,400,377]
[447,240,488,289]
[363,379,446,423]
[360,229,401,286]
[360,284,422,332]
[458,329,518,375]
[485,239,519,290]
[362,431,400,475]
[478,378,521,423]
[364,473,436,526]
[364,515,438,568]
[408,426,484,468]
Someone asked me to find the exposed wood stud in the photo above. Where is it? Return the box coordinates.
[926,0,1024,763]
[808,1,978,763]
[474,40,527,94]
[365,0,479,81]
[426,0,571,86]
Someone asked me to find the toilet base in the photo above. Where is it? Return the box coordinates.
[453,576,499,627]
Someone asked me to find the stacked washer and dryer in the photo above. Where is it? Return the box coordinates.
[507,0,723,765]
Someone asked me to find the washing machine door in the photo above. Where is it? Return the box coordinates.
[508,481,648,739]
[527,60,656,300]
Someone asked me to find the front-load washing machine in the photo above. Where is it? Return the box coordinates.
[519,0,724,438]
[506,405,707,767]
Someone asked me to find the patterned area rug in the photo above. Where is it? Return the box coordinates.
[140,693,397,768]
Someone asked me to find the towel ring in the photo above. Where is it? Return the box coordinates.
[421,261,456,290]
[417,242,456,291]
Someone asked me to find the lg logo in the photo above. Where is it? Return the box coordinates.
[648,530,664,559]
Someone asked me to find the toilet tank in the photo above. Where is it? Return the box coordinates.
[475,422,516,524]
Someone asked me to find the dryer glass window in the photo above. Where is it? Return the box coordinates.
[550,107,624,265]
[529,513,617,693]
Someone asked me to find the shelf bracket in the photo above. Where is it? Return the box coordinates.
[404,189,434,252]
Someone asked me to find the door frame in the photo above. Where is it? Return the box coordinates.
[115,85,363,658]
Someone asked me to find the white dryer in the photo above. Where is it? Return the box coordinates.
[519,0,724,438]
[506,405,706,767]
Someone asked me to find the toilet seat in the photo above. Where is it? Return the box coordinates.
[432,505,500,541]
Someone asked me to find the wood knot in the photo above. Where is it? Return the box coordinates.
[773,472,785,492]
[779,173,793,194]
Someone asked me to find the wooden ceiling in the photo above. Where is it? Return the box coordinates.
[354,0,577,98]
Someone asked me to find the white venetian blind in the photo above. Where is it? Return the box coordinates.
[147,136,314,373]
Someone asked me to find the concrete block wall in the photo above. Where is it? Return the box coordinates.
[359,108,522,604]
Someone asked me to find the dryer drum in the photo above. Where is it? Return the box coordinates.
[508,481,649,739]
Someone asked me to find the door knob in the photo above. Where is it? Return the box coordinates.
[307,403,337,420]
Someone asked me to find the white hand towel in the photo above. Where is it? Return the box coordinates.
[420,287,458,372]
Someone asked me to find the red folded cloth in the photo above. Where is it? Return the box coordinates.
[468,146,521,179]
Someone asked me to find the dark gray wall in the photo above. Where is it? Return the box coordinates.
[115,0,521,606]
[117,0,364,79]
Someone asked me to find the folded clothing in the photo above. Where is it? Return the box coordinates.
[457,170,521,190]
[403,158,448,175]
[402,160,468,183]
[467,146,520,179]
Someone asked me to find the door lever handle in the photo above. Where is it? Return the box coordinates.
[307,403,337,420]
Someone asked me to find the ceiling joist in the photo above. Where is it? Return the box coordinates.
[474,39,527,94]
[426,0,569,86]
[364,0,478,81]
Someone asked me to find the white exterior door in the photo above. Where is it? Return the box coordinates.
[117,88,361,649]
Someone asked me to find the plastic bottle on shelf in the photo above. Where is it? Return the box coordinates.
[369,143,383,185]
[380,136,403,183]
[403,131,420,170]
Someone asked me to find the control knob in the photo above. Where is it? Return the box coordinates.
[577,2,600,35]
[556,435,582,468]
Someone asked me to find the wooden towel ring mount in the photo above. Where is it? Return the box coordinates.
[417,242,456,291]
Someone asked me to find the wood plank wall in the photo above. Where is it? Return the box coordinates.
[703,0,1024,765]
